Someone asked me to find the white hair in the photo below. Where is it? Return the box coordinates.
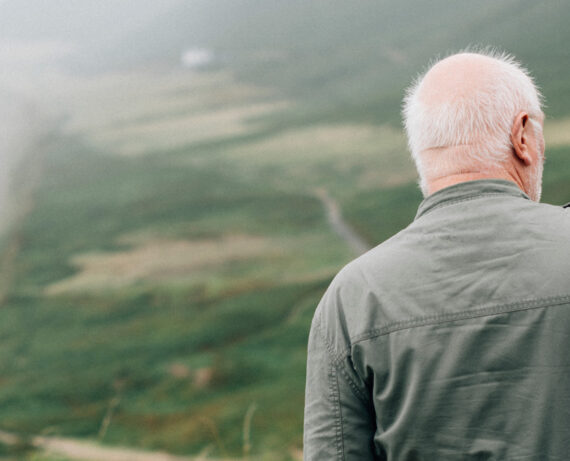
[402,48,544,195]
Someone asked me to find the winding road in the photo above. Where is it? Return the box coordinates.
[313,187,372,256]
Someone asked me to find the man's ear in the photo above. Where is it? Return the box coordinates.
[511,111,532,165]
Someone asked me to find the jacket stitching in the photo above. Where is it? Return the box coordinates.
[335,360,369,404]
[332,367,345,460]
[324,330,345,460]
[316,313,370,405]
[342,294,570,361]
[312,315,346,459]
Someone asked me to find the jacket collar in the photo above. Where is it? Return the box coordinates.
[415,179,530,220]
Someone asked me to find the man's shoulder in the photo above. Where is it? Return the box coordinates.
[314,198,570,343]
[313,228,418,353]
[321,217,428,307]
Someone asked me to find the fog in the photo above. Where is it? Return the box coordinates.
[0,1,185,235]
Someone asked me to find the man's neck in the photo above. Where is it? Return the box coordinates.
[427,171,525,196]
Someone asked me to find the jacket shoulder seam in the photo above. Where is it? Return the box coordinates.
[329,347,345,460]
[314,315,346,460]
[342,294,570,357]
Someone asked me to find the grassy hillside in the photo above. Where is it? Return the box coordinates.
[0,70,363,460]
[0,2,569,460]
[2,68,569,461]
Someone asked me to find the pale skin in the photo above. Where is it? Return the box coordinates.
[418,54,546,201]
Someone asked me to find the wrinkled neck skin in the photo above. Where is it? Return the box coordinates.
[423,148,531,198]
[427,170,526,196]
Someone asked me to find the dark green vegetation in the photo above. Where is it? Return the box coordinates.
[0,1,569,460]
[2,127,567,461]
[0,132,351,458]
[541,146,570,206]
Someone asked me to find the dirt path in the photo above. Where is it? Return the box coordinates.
[0,430,243,461]
[313,187,371,256]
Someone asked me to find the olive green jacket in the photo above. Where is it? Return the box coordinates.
[304,179,570,460]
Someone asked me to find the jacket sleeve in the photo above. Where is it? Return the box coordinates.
[303,311,380,460]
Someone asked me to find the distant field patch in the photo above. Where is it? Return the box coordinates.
[544,118,570,148]
[226,124,400,162]
[57,71,267,130]
[92,101,289,156]
[45,234,284,295]
[46,69,288,156]
[223,123,414,189]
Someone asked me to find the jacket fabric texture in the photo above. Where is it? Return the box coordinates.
[304,179,570,460]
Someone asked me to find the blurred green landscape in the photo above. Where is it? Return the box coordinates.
[0,1,569,460]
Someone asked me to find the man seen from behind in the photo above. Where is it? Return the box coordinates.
[303,50,570,460]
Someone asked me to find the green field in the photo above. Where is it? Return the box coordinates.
[0,71,364,460]
[0,1,569,460]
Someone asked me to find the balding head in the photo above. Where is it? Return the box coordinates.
[420,53,509,107]
[403,50,544,198]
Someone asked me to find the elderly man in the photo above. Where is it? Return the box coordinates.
[303,51,570,460]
